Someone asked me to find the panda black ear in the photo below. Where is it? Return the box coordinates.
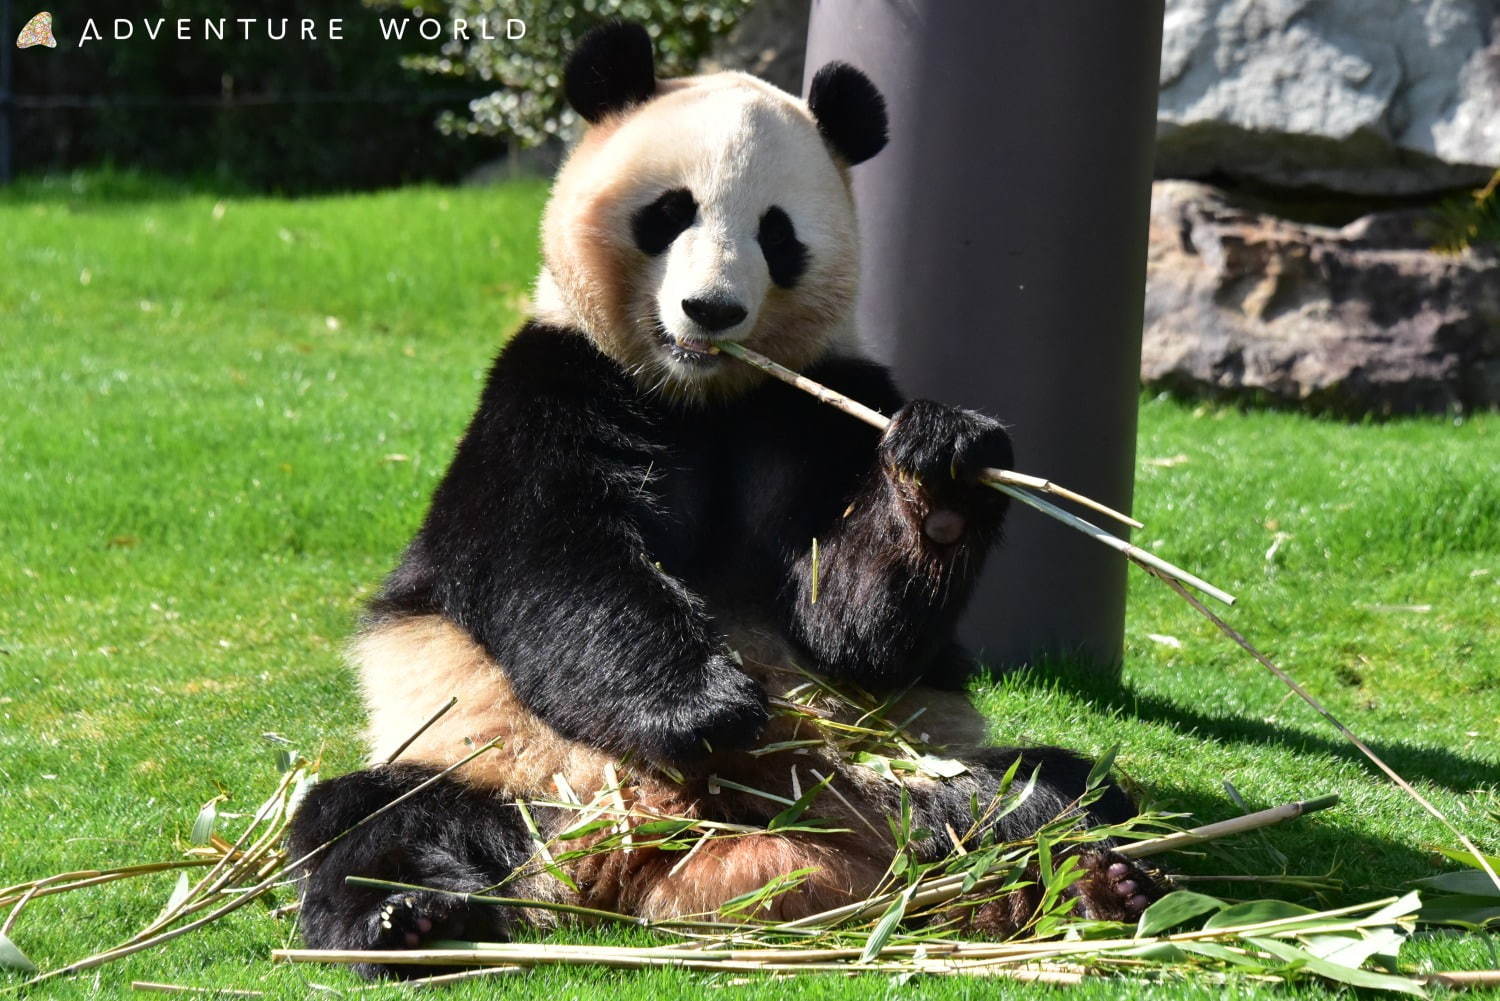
[807,62,889,165]
[564,20,657,124]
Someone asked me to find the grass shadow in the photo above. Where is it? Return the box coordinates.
[1134,780,1440,904]
[1004,658,1500,794]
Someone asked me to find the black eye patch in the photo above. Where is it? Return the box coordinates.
[757,206,808,288]
[631,188,697,256]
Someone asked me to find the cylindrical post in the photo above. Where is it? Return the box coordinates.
[804,2,1164,670]
[1,0,14,185]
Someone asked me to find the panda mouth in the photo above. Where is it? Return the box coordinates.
[657,326,722,368]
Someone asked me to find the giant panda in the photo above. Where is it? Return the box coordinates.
[287,20,1161,978]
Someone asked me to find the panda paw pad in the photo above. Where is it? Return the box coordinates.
[373,893,444,949]
[1075,852,1160,922]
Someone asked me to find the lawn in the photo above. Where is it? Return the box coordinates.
[1,171,1496,998]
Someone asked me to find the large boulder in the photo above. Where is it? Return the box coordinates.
[1158,0,1500,194]
[1143,181,1500,413]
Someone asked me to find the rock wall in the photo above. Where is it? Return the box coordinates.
[1158,0,1500,195]
[1143,181,1500,413]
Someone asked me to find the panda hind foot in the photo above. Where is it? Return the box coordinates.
[371,890,477,951]
[1071,850,1161,923]
[960,850,1162,939]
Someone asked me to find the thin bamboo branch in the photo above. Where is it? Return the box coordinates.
[716,341,1234,605]
[716,341,1142,529]
[0,861,218,910]
[1117,794,1339,859]
[1423,971,1500,989]
[131,983,265,998]
[16,739,503,991]
[1149,568,1500,894]
[342,876,735,932]
[384,696,458,764]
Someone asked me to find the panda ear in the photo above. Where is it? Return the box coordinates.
[807,62,889,165]
[564,20,657,124]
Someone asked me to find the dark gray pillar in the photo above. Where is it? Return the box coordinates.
[1,0,13,185]
[805,2,1163,670]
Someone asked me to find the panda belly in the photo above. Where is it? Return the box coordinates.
[351,611,994,921]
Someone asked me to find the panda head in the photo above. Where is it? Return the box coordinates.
[532,20,888,400]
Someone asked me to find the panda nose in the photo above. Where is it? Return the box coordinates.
[681,295,747,333]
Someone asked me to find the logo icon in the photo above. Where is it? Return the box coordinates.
[16,11,57,48]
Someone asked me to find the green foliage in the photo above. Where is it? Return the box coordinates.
[11,1,495,191]
[386,0,752,146]
[1431,169,1500,253]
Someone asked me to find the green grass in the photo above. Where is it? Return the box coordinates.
[1,172,1497,998]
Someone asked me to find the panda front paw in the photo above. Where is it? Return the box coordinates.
[879,400,1012,539]
[637,652,768,763]
[370,891,454,950]
[350,890,501,979]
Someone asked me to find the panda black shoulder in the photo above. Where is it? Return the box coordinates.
[478,321,634,406]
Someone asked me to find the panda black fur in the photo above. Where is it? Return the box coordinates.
[288,21,1160,978]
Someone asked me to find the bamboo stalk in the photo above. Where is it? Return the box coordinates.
[719,339,1497,885]
[384,696,458,764]
[1150,569,1500,895]
[1423,971,1500,989]
[131,983,265,997]
[716,341,1234,605]
[271,946,1083,980]
[0,860,218,910]
[1116,794,1339,859]
[16,739,504,991]
[717,341,1142,529]
[782,796,1339,930]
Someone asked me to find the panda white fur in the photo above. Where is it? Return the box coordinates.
[287,21,1160,978]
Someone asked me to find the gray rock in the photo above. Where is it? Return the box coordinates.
[1143,181,1500,413]
[701,0,810,94]
[1158,0,1500,194]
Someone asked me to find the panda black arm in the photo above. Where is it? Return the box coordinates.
[775,356,1013,688]
[382,324,766,763]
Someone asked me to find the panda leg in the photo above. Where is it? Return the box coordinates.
[923,746,1162,936]
[286,764,530,979]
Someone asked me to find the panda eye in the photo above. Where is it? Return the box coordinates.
[631,188,697,256]
[757,206,808,289]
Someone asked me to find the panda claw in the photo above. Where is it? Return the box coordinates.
[370,892,450,951]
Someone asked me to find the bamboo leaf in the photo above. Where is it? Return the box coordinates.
[0,932,36,973]
[1176,940,1271,969]
[1416,894,1500,928]
[718,867,820,917]
[768,773,833,831]
[1136,890,1226,937]
[913,754,969,779]
[631,819,696,839]
[152,871,193,926]
[1120,942,1189,961]
[1249,937,1426,996]
[860,884,916,963]
[991,763,1040,822]
[555,818,614,841]
[1085,744,1119,790]
[1301,927,1406,970]
[189,799,219,846]
[1429,844,1500,873]
[1412,871,1500,898]
[1203,898,1316,930]
[853,751,896,782]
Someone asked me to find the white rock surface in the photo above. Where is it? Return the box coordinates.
[1158,0,1500,194]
